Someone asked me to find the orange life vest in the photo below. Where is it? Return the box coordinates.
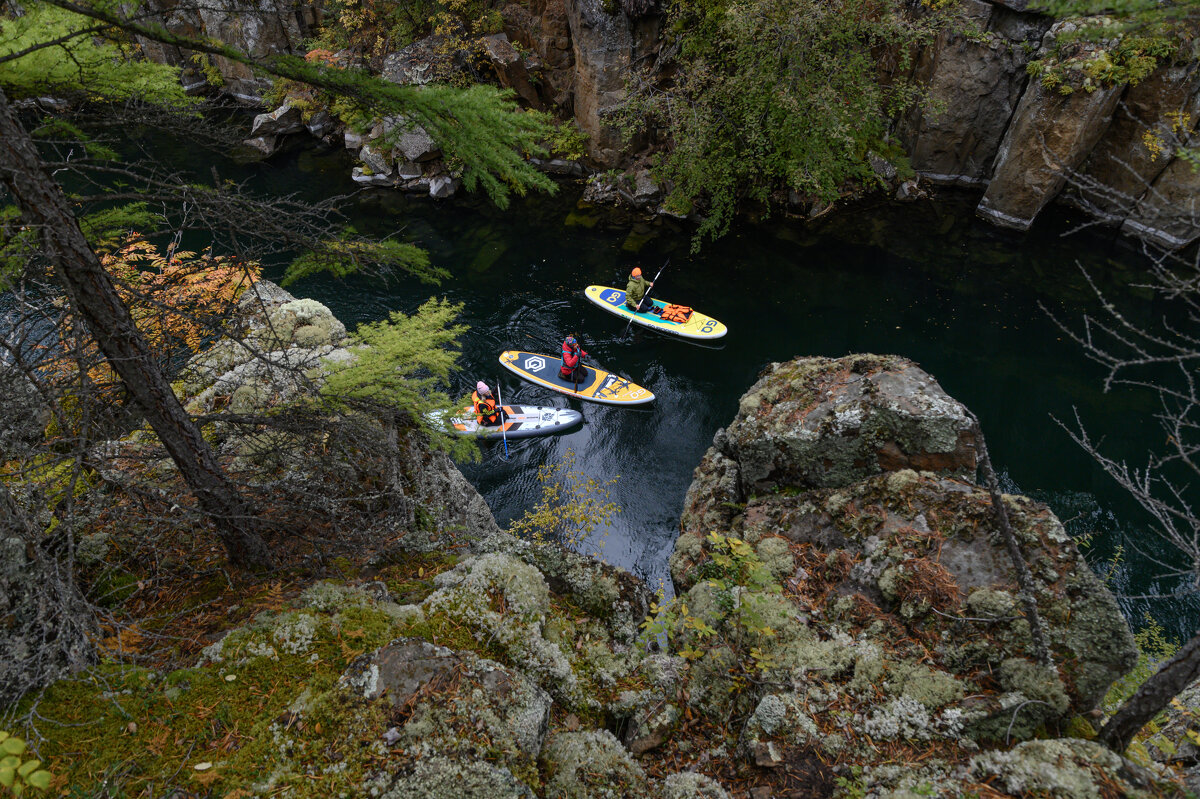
[660,304,693,323]
[472,391,498,424]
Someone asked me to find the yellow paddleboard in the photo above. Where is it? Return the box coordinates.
[499,350,654,405]
[584,285,727,340]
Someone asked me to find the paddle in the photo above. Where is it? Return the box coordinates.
[495,379,509,459]
[623,257,670,339]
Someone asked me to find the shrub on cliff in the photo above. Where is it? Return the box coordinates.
[615,0,953,245]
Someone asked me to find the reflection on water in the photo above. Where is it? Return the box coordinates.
[10,135,1197,637]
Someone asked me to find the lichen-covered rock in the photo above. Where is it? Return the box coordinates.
[681,356,976,524]
[656,771,732,799]
[378,757,534,799]
[541,729,648,798]
[478,530,650,645]
[421,554,580,702]
[659,353,1142,795]
[339,638,551,759]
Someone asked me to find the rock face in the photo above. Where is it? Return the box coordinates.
[135,0,317,101]
[977,24,1125,230]
[564,0,659,165]
[1122,150,1200,249]
[891,1,1200,245]
[900,0,1050,186]
[1064,62,1200,223]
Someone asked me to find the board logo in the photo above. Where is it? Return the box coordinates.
[526,356,546,372]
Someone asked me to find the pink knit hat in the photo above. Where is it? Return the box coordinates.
[477,381,490,394]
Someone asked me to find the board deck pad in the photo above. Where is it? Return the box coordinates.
[584,285,728,340]
[442,404,583,439]
[499,350,654,405]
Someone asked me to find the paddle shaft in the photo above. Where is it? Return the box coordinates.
[495,379,509,458]
[623,257,670,337]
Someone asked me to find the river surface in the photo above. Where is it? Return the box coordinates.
[18,132,1200,638]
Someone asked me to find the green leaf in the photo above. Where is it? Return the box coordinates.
[26,769,52,790]
[1,737,26,756]
[0,765,14,788]
[17,759,40,777]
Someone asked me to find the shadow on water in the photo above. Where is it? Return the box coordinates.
[11,134,1196,636]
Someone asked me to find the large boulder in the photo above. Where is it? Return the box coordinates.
[249,103,305,138]
[658,353,1140,796]
[681,355,976,534]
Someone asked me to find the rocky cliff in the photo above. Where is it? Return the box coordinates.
[136,0,1197,247]
[19,332,1199,795]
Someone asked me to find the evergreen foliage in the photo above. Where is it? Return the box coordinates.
[284,229,445,287]
[34,0,558,208]
[0,2,190,103]
[617,0,951,246]
[320,298,475,460]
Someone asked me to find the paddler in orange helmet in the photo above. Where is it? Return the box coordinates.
[625,267,661,314]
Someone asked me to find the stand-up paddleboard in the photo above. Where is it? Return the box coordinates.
[499,350,654,405]
[584,286,727,340]
[435,405,583,439]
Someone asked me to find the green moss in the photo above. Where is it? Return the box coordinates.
[19,590,424,795]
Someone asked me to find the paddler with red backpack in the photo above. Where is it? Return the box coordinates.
[560,334,589,382]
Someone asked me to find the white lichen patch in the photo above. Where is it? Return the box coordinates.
[272,612,322,655]
[863,696,934,741]
[301,581,375,613]
[969,738,1131,799]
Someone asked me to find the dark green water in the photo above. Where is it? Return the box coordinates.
[30,132,1200,637]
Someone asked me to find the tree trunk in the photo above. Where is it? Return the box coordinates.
[1099,631,1200,753]
[967,415,1054,668]
[0,88,273,570]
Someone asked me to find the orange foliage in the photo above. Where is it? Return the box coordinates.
[44,234,260,419]
[305,48,338,64]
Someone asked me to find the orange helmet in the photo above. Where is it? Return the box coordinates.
[631,267,642,277]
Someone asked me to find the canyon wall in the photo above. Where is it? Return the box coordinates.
[144,0,1199,249]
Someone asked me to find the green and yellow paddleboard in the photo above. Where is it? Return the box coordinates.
[584,285,727,340]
